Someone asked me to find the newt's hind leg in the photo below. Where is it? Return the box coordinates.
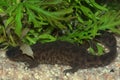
[24,57,39,68]
[63,63,80,73]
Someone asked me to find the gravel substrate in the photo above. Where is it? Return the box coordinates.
[0,36,120,80]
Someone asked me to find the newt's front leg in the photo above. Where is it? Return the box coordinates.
[19,54,39,68]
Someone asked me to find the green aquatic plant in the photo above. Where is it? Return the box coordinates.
[0,0,120,55]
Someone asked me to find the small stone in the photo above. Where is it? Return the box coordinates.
[34,73,40,79]
[110,69,115,72]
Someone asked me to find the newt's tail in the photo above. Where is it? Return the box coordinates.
[95,31,117,66]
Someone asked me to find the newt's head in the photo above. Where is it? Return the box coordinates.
[6,46,33,62]
[6,46,23,61]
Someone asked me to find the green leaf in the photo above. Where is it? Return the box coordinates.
[5,16,14,27]
[39,0,63,5]
[9,34,16,46]
[25,3,57,19]
[80,5,95,20]
[0,8,4,13]
[0,0,8,7]
[89,47,95,55]
[52,7,73,16]
[97,43,104,55]
[26,36,36,44]
[26,8,39,27]
[15,3,23,37]
[98,11,120,31]
[76,13,84,23]
[25,2,72,21]
[88,0,108,11]
[38,34,56,43]
[88,43,104,56]
[6,4,18,16]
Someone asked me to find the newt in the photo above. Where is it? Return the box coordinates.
[6,31,117,73]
